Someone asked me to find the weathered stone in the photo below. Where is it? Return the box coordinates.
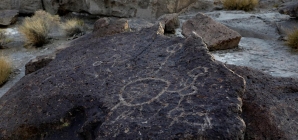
[0,10,18,26]
[0,0,42,14]
[279,1,298,18]
[227,65,298,140]
[276,19,298,39]
[25,54,55,75]
[93,18,130,37]
[44,0,196,19]
[0,25,245,139]
[158,13,180,33]
[182,13,241,51]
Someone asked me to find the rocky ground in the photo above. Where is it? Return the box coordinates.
[0,0,297,139]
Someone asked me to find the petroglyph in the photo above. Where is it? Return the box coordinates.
[0,26,245,139]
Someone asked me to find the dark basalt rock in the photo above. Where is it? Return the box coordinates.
[0,25,245,139]
[227,65,298,140]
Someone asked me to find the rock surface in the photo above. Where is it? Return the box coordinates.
[279,1,298,18]
[0,25,245,139]
[25,54,55,75]
[158,13,180,33]
[276,19,298,39]
[205,11,284,40]
[43,0,196,19]
[0,0,42,14]
[0,10,19,26]
[93,18,130,37]
[227,65,298,140]
[182,13,241,51]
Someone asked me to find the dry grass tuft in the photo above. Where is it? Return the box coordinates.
[223,0,259,11]
[0,29,12,48]
[19,10,60,47]
[0,56,12,86]
[286,29,298,49]
[61,19,85,37]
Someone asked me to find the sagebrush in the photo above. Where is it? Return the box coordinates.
[19,10,60,47]
[286,29,298,49]
[61,19,85,37]
[223,0,259,11]
[0,56,11,86]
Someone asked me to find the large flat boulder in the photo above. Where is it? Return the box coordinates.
[0,25,245,139]
[182,12,241,51]
[279,1,298,18]
[0,10,18,26]
[227,65,298,140]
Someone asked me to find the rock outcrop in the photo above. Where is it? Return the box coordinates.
[93,18,130,37]
[279,1,298,18]
[227,65,298,140]
[0,10,18,26]
[182,13,241,51]
[0,0,42,15]
[0,25,246,139]
[0,0,197,19]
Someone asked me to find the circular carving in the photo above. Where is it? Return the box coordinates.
[120,78,170,106]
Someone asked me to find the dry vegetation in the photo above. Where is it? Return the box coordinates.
[19,10,60,47]
[286,29,298,49]
[0,29,12,48]
[223,0,259,11]
[61,19,85,37]
[0,56,11,86]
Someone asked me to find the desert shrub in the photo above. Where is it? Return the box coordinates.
[0,56,11,86]
[61,19,85,37]
[0,29,12,48]
[223,0,259,11]
[286,29,298,49]
[19,10,60,47]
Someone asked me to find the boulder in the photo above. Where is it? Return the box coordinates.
[279,1,298,18]
[0,0,42,14]
[0,10,19,26]
[182,13,241,51]
[25,54,55,75]
[93,18,130,37]
[227,65,298,140]
[0,25,245,139]
[158,13,180,33]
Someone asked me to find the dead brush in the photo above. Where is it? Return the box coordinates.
[0,56,12,86]
[61,19,85,37]
[223,0,259,11]
[286,29,298,49]
[19,10,60,47]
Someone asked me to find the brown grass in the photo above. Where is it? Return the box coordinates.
[286,29,298,49]
[0,29,12,48]
[61,19,85,37]
[0,56,11,86]
[19,10,60,47]
[223,0,259,11]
